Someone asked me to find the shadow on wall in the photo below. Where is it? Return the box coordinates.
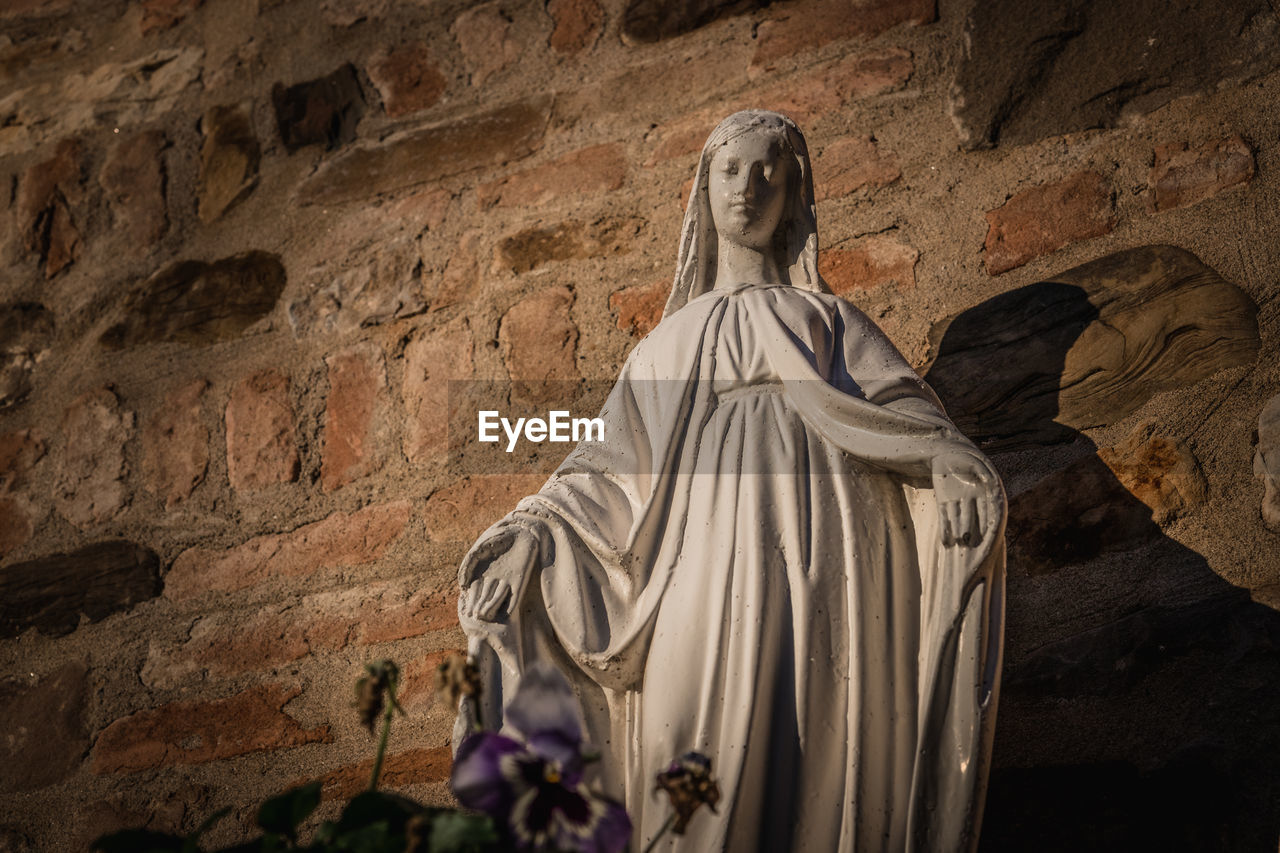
[921,251,1280,852]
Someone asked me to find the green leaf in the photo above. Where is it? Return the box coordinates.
[257,781,323,840]
[330,820,400,852]
[334,791,414,835]
[428,813,499,853]
[91,829,186,853]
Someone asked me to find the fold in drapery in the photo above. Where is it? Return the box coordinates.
[456,285,1005,852]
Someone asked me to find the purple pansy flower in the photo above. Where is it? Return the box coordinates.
[451,664,631,853]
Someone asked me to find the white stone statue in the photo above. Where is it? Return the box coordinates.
[456,110,1006,852]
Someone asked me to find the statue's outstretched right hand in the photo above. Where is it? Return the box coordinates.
[458,525,539,625]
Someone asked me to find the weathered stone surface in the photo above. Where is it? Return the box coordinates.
[434,229,482,310]
[0,303,54,409]
[1,0,73,19]
[197,104,260,223]
[100,252,287,349]
[99,129,167,249]
[164,501,412,600]
[55,388,132,528]
[0,662,88,793]
[423,474,547,543]
[296,96,551,207]
[950,0,1280,150]
[92,684,332,773]
[1255,393,1280,532]
[271,64,365,152]
[403,320,474,464]
[17,138,82,278]
[140,0,200,34]
[0,429,45,557]
[813,135,899,201]
[302,746,452,801]
[452,2,521,87]
[1149,135,1256,213]
[225,369,299,492]
[478,142,626,208]
[321,343,386,492]
[751,0,935,69]
[0,498,35,558]
[0,542,160,638]
[1097,426,1207,525]
[819,235,918,295]
[143,578,455,688]
[367,43,447,118]
[289,235,428,336]
[924,247,1260,450]
[984,171,1114,275]
[494,217,639,274]
[548,0,604,54]
[141,380,208,509]
[621,0,765,44]
[610,278,671,337]
[499,286,581,406]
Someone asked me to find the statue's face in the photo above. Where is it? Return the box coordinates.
[707,132,791,252]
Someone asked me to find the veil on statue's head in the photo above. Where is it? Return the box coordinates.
[662,109,830,318]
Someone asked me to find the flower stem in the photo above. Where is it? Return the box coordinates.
[369,680,398,791]
[641,814,676,853]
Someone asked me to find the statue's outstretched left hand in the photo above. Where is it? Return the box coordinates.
[931,450,1000,548]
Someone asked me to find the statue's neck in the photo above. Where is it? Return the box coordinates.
[714,240,783,289]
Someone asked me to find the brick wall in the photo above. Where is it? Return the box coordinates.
[1,0,1278,848]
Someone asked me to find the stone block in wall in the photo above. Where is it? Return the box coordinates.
[423,474,548,543]
[548,0,604,54]
[99,129,168,250]
[17,138,82,278]
[99,252,286,349]
[812,135,899,201]
[1148,135,1256,214]
[983,170,1114,275]
[621,0,766,44]
[55,388,132,528]
[402,319,474,465]
[924,246,1259,451]
[300,746,452,801]
[499,286,581,407]
[0,302,54,409]
[494,217,640,275]
[0,662,88,792]
[451,2,521,87]
[197,104,260,223]
[141,379,208,509]
[164,501,413,600]
[1256,393,1280,532]
[477,142,626,209]
[750,0,936,70]
[367,42,447,118]
[0,428,45,558]
[819,234,918,295]
[290,235,429,336]
[610,278,672,337]
[225,369,300,492]
[272,64,365,152]
[91,683,332,773]
[0,541,160,638]
[949,0,1280,149]
[295,95,552,207]
[321,342,387,491]
[139,0,200,35]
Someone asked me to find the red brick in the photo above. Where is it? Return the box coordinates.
[751,0,936,69]
[548,0,603,54]
[139,0,199,35]
[398,648,466,713]
[17,138,82,278]
[757,48,916,125]
[452,2,521,87]
[301,746,452,801]
[322,343,387,492]
[494,218,639,275]
[368,43,447,118]
[225,369,299,492]
[142,380,208,509]
[610,278,672,337]
[403,320,474,465]
[0,662,87,793]
[55,388,132,528]
[164,500,413,601]
[984,171,1115,275]
[820,235,918,295]
[435,230,482,309]
[813,135,900,201]
[499,286,581,405]
[423,474,547,543]
[98,129,168,250]
[91,683,332,773]
[387,187,452,233]
[478,143,626,209]
[1149,135,1255,213]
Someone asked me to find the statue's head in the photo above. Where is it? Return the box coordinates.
[664,110,826,317]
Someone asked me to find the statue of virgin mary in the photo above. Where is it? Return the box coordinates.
[455,110,1006,852]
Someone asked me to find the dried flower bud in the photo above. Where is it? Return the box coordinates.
[355,660,400,733]
[655,751,720,834]
[404,813,430,853]
[435,652,481,711]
